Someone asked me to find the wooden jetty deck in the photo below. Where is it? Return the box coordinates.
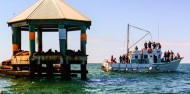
[0,51,89,80]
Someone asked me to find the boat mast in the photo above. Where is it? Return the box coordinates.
[127,24,130,54]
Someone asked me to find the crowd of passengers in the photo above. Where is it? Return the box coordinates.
[134,41,161,51]
[110,41,181,64]
[162,50,181,62]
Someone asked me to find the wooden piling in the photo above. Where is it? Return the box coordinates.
[81,62,87,80]
[29,58,35,79]
[47,62,53,79]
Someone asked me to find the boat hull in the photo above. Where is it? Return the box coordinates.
[101,59,182,72]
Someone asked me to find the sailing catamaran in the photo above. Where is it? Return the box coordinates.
[102,24,183,72]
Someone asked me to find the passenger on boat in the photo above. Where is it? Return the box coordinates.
[148,41,152,48]
[167,50,171,62]
[161,57,165,62]
[158,43,161,49]
[144,42,148,49]
[135,46,138,51]
[170,50,174,61]
[122,54,125,63]
[177,53,180,59]
[152,42,157,49]
[164,51,167,61]
[111,55,114,64]
[119,55,123,63]
[125,54,129,64]
[114,58,117,63]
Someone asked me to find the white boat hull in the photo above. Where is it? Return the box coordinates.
[101,59,182,72]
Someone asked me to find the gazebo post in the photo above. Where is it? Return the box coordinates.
[66,30,68,51]
[12,27,20,55]
[29,25,36,55]
[81,26,87,55]
[18,28,21,50]
[80,26,87,80]
[37,27,42,77]
[29,24,36,79]
[59,24,70,80]
[37,27,42,52]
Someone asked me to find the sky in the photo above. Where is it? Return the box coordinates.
[0,0,190,63]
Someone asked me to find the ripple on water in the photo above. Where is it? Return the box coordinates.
[1,64,190,93]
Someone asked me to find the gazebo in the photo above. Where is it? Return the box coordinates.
[7,0,91,80]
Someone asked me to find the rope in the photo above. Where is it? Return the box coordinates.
[127,24,153,50]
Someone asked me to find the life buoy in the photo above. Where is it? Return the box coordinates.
[148,48,152,53]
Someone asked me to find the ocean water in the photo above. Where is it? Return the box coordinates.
[1,64,190,94]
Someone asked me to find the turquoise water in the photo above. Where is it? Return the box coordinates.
[1,64,190,94]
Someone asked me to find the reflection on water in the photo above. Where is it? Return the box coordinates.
[7,78,88,94]
[1,64,190,93]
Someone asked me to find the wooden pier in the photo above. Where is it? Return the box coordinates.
[0,0,91,80]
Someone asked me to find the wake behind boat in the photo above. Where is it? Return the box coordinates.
[102,24,183,72]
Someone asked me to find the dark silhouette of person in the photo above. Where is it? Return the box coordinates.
[119,55,123,63]
[152,42,156,49]
[158,43,161,49]
[177,53,180,59]
[148,41,152,48]
[170,50,174,61]
[135,46,138,51]
[144,42,148,49]
[122,55,125,63]
[111,55,114,64]
[167,50,171,61]
[164,51,167,61]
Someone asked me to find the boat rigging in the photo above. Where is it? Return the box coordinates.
[127,24,153,54]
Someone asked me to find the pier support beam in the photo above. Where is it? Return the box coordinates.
[81,26,87,55]
[37,63,42,77]
[29,25,36,79]
[59,24,70,80]
[29,25,36,55]
[37,27,42,52]
[80,26,87,80]
[47,62,53,79]
[12,27,21,55]
[81,61,87,80]
[18,28,21,50]
[66,30,68,51]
